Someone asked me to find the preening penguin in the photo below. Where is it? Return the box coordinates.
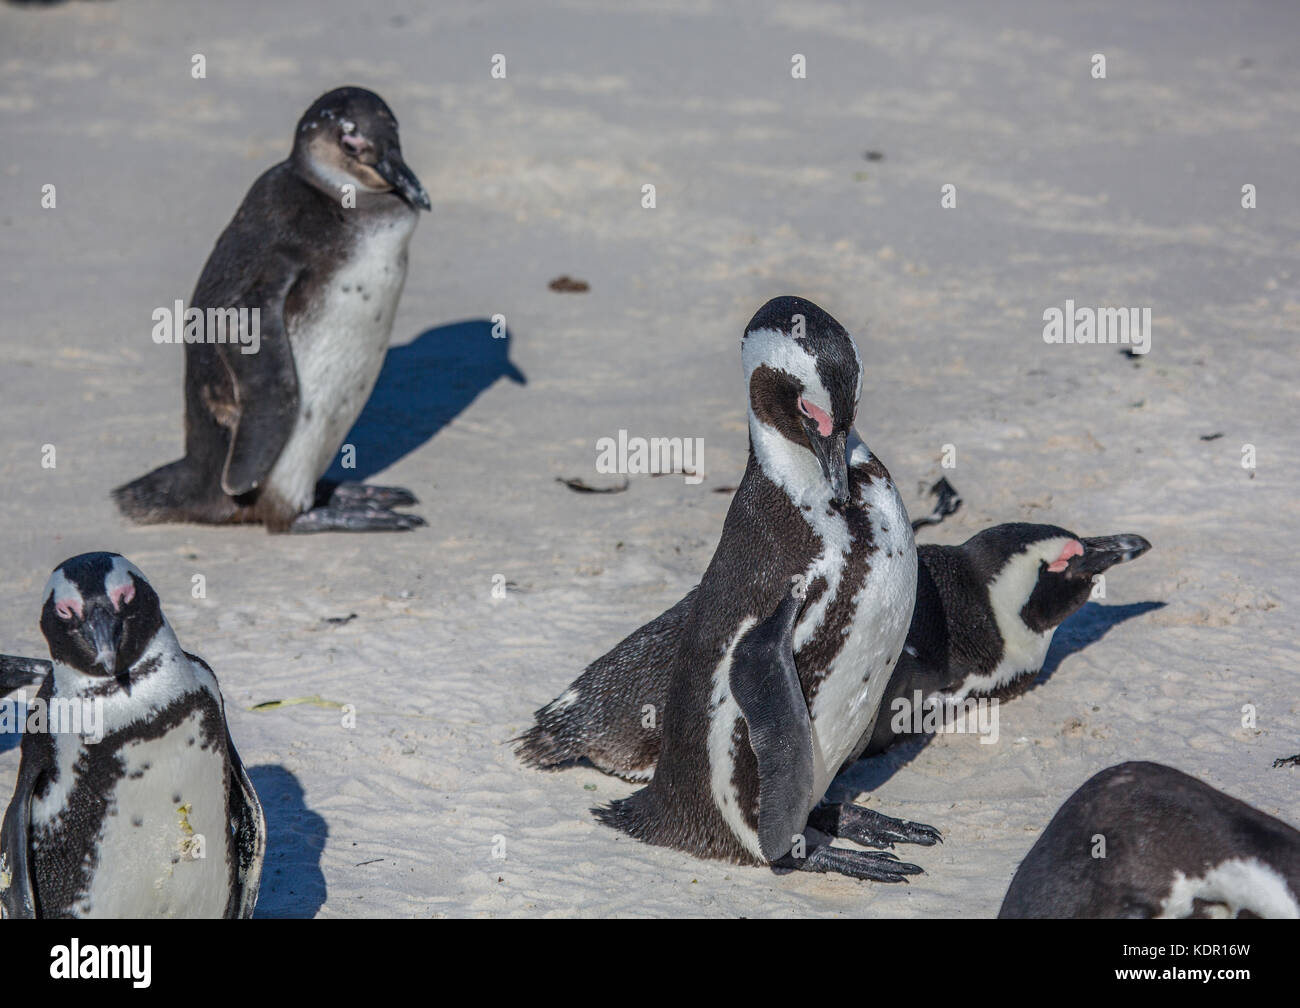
[113,86,430,533]
[530,297,939,880]
[0,553,265,918]
[999,762,1300,918]
[518,523,1151,775]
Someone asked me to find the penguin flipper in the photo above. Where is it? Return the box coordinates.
[0,654,50,695]
[0,761,40,918]
[212,278,301,498]
[224,725,267,919]
[185,649,266,918]
[729,587,814,864]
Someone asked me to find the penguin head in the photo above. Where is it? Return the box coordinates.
[293,86,431,211]
[964,524,1152,634]
[742,296,863,506]
[39,553,164,688]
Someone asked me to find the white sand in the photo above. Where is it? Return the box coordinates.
[0,0,1296,917]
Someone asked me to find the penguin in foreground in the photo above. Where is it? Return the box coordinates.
[113,86,430,533]
[528,296,939,881]
[860,523,1151,756]
[517,524,1151,779]
[0,553,266,918]
[999,761,1300,918]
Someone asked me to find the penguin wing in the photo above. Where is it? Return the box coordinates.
[210,259,303,497]
[0,752,41,918]
[729,587,815,863]
[183,650,267,918]
[224,726,267,920]
[0,654,50,696]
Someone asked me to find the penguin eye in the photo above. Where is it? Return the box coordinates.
[796,397,835,437]
[54,600,79,621]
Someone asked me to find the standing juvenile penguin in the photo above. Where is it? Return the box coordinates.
[1000,762,1300,918]
[113,86,430,533]
[0,553,266,918]
[578,297,938,880]
[859,523,1151,756]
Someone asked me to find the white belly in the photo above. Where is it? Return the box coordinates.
[266,215,415,512]
[77,711,233,919]
[803,478,917,804]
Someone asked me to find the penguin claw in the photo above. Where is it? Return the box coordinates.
[323,482,420,510]
[773,844,925,883]
[1273,754,1300,769]
[808,803,943,849]
[289,507,426,533]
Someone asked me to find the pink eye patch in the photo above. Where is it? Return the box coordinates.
[1047,540,1084,573]
[110,581,135,611]
[54,597,83,620]
[797,398,834,437]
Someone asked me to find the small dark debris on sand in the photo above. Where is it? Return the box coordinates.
[911,477,962,532]
[557,476,628,494]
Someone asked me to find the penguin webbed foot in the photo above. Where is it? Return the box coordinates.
[808,803,942,850]
[317,481,420,510]
[772,844,924,883]
[289,506,426,533]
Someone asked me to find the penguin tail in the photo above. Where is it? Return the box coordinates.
[111,458,208,525]
[512,718,583,771]
[592,793,653,841]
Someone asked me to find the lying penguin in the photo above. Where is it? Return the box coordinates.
[526,296,939,881]
[859,523,1151,756]
[113,86,429,533]
[1000,761,1300,918]
[0,553,266,918]
[517,523,1151,779]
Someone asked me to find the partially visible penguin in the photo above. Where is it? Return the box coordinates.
[999,762,1300,918]
[537,297,939,880]
[859,523,1151,757]
[113,86,430,533]
[0,553,265,918]
[517,522,1151,778]
[0,655,47,696]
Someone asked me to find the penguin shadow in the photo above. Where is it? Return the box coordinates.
[322,318,527,485]
[247,764,328,919]
[831,600,1166,797]
[1035,600,1166,688]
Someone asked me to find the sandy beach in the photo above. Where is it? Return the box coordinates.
[1,0,1297,917]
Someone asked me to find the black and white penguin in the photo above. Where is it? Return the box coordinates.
[859,523,1151,756]
[113,86,430,533]
[0,553,266,918]
[516,523,1151,777]
[999,761,1300,918]
[526,296,938,880]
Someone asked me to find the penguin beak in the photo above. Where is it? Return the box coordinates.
[804,424,850,506]
[85,609,118,677]
[1069,534,1152,576]
[375,144,431,211]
